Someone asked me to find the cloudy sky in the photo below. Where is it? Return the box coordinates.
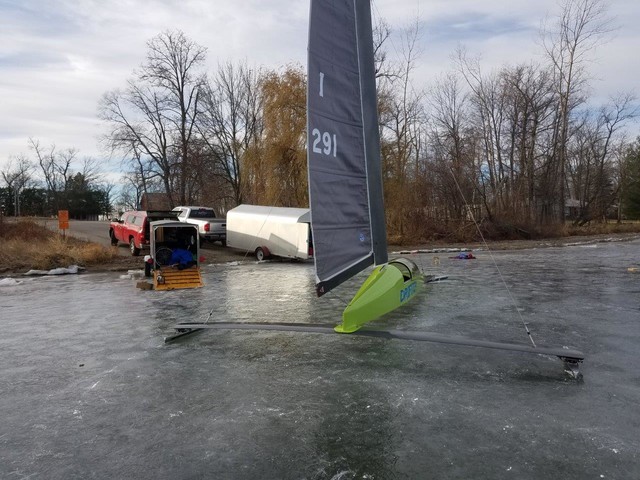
[1,0,639,178]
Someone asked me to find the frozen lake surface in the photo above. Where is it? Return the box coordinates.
[1,240,639,479]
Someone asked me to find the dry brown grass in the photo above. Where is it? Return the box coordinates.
[0,216,52,241]
[566,221,640,236]
[0,218,118,271]
[392,218,640,246]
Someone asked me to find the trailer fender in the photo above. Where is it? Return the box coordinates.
[255,246,271,261]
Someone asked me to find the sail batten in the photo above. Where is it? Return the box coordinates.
[307,0,386,297]
[307,108,364,126]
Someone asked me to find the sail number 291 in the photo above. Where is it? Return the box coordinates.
[312,72,337,157]
[311,128,337,157]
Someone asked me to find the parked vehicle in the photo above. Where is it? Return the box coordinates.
[109,210,178,256]
[226,204,313,261]
[172,206,226,246]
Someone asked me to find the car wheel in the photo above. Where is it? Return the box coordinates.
[109,230,118,246]
[130,238,140,256]
[255,247,265,261]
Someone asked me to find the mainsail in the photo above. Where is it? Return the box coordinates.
[307,0,387,297]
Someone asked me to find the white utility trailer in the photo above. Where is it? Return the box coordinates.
[226,204,313,261]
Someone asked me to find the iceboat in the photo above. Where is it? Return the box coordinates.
[306,0,420,333]
[168,0,584,377]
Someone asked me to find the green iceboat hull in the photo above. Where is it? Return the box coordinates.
[335,258,421,333]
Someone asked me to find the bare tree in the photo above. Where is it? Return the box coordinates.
[79,156,103,186]
[567,93,638,224]
[378,20,427,238]
[372,17,397,81]
[29,138,78,212]
[118,171,146,211]
[198,61,263,206]
[100,30,207,207]
[142,30,207,205]
[1,155,34,216]
[454,49,510,220]
[29,138,74,194]
[427,72,477,224]
[502,63,556,223]
[99,86,171,199]
[541,0,613,221]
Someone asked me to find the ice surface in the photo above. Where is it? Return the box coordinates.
[1,240,639,479]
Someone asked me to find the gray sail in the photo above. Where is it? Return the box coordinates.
[307,0,387,297]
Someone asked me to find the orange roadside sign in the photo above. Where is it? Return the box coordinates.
[58,210,69,230]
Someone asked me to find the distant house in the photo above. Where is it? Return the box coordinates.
[140,192,171,211]
[565,199,582,219]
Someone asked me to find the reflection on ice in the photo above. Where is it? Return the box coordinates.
[221,261,316,323]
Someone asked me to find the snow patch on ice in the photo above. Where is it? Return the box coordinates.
[24,265,84,276]
[120,270,145,280]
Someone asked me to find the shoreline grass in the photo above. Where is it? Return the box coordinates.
[0,218,118,272]
[1,217,639,274]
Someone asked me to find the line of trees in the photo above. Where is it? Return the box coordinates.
[5,0,635,240]
[98,0,638,242]
[0,139,113,219]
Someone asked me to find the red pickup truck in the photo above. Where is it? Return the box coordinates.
[109,210,178,256]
